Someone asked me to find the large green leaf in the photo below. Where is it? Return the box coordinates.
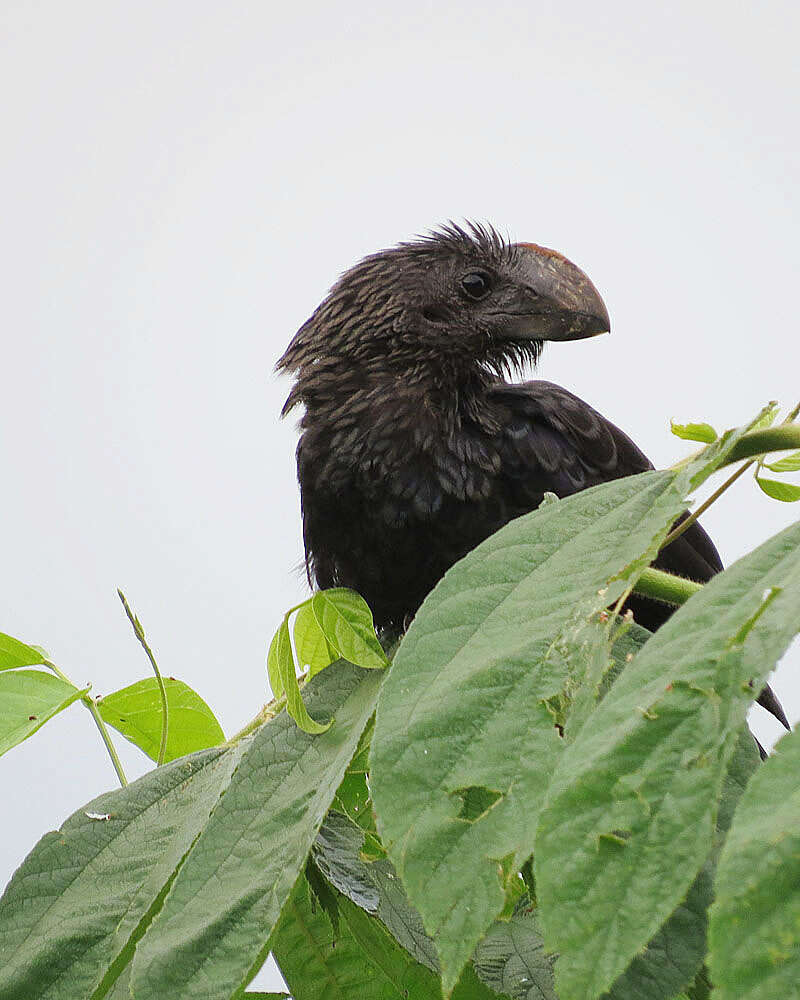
[535,520,800,1000]
[466,729,759,1000]
[472,899,556,1000]
[370,468,704,992]
[130,661,384,1000]
[272,876,442,1000]
[603,728,759,1000]
[369,409,779,994]
[98,676,225,762]
[0,632,46,671]
[0,746,242,999]
[0,668,87,756]
[708,723,800,999]
[313,811,439,972]
[272,876,500,1000]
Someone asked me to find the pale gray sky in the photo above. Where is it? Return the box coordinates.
[2,2,798,992]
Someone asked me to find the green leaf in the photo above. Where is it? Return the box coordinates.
[685,966,712,1000]
[313,811,439,972]
[535,520,800,1000]
[311,589,388,668]
[276,617,331,734]
[97,677,225,762]
[130,661,384,1000]
[271,875,442,1000]
[708,724,800,999]
[0,746,243,999]
[368,411,769,992]
[747,400,780,431]
[603,728,759,1000]
[332,716,376,835]
[472,899,556,1000]
[603,866,712,1000]
[0,632,46,671]
[267,621,287,699]
[670,420,718,443]
[272,876,499,1000]
[0,669,87,756]
[762,448,800,473]
[294,602,335,677]
[371,468,699,992]
[755,475,800,501]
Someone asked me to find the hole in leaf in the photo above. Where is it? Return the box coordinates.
[453,785,504,823]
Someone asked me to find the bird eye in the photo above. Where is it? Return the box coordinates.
[460,271,492,300]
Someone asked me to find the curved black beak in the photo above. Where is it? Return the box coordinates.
[505,242,610,342]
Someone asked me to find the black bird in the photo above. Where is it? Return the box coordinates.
[277,223,787,728]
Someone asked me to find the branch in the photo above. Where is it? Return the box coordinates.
[632,567,702,607]
[117,589,169,766]
[44,659,128,787]
[721,425,800,466]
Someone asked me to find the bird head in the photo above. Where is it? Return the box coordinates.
[278,223,609,411]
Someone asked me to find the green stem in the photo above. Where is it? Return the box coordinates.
[226,693,288,745]
[662,459,754,549]
[118,589,169,766]
[633,568,702,607]
[44,659,128,787]
[721,425,800,466]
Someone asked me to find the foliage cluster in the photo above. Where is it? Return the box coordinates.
[0,408,799,1000]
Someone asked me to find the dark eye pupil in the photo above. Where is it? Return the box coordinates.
[461,272,491,299]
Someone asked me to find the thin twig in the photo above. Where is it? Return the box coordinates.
[44,658,128,787]
[226,693,288,745]
[662,460,754,549]
[117,589,169,766]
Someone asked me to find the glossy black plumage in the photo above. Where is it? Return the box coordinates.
[278,224,787,729]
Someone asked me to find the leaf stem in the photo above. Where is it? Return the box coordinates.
[662,460,754,549]
[633,568,702,607]
[117,589,169,766]
[44,658,128,787]
[227,693,288,745]
[720,425,800,466]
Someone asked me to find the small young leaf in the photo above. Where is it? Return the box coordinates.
[311,589,388,668]
[98,677,225,762]
[0,632,46,671]
[755,475,800,502]
[267,623,286,699]
[273,619,331,734]
[0,669,87,757]
[747,400,779,431]
[670,420,718,443]
[762,449,800,473]
[294,602,335,677]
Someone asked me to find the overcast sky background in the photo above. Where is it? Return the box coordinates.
[2,2,798,992]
